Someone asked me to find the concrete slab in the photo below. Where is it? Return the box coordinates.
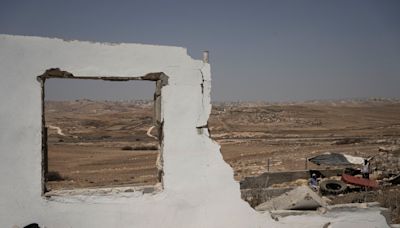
[256,186,327,211]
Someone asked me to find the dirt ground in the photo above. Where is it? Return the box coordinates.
[45,100,160,191]
[45,99,400,223]
[46,144,158,190]
[45,99,400,190]
[209,100,400,180]
[210,100,400,222]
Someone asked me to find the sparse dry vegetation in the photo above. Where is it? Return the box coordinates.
[45,100,160,190]
[45,99,400,222]
[46,171,67,181]
[121,145,158,151]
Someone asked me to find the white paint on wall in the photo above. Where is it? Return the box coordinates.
[0,34,389,228]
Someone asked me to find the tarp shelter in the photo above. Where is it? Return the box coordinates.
[308,152,364,166]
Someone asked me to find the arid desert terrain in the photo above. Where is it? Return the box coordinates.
[45,100,159,190]
[45,99,400,190]
[210,100,400,180]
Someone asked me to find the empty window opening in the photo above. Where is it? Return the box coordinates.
[39,69,165,195]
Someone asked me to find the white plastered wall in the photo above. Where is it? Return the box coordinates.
[0,35,390,228]
[0,34,267,228]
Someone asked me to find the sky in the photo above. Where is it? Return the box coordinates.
[1,0,399,102]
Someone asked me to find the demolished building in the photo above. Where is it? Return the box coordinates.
[0,34,391,227]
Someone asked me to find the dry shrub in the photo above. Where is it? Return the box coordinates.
[46,171,66,181]
[132,145,158,150]
[334,138,364,145]
[121,146,133,150]
[377,187,400,224]
[121,145,158,151]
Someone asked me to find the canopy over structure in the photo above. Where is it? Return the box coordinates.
[308,152,365,166]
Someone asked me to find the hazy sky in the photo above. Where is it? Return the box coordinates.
[1,0,399,101]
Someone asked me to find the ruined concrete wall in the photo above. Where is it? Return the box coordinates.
[0,35,391,228]
[0,35,265,228]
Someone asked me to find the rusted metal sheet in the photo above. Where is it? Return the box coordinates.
[341,174,378,188]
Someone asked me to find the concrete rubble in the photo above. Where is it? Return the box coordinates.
[273,203,392,228]
[255,186,327,211]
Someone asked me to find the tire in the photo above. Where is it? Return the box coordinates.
[319,179,347,195]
